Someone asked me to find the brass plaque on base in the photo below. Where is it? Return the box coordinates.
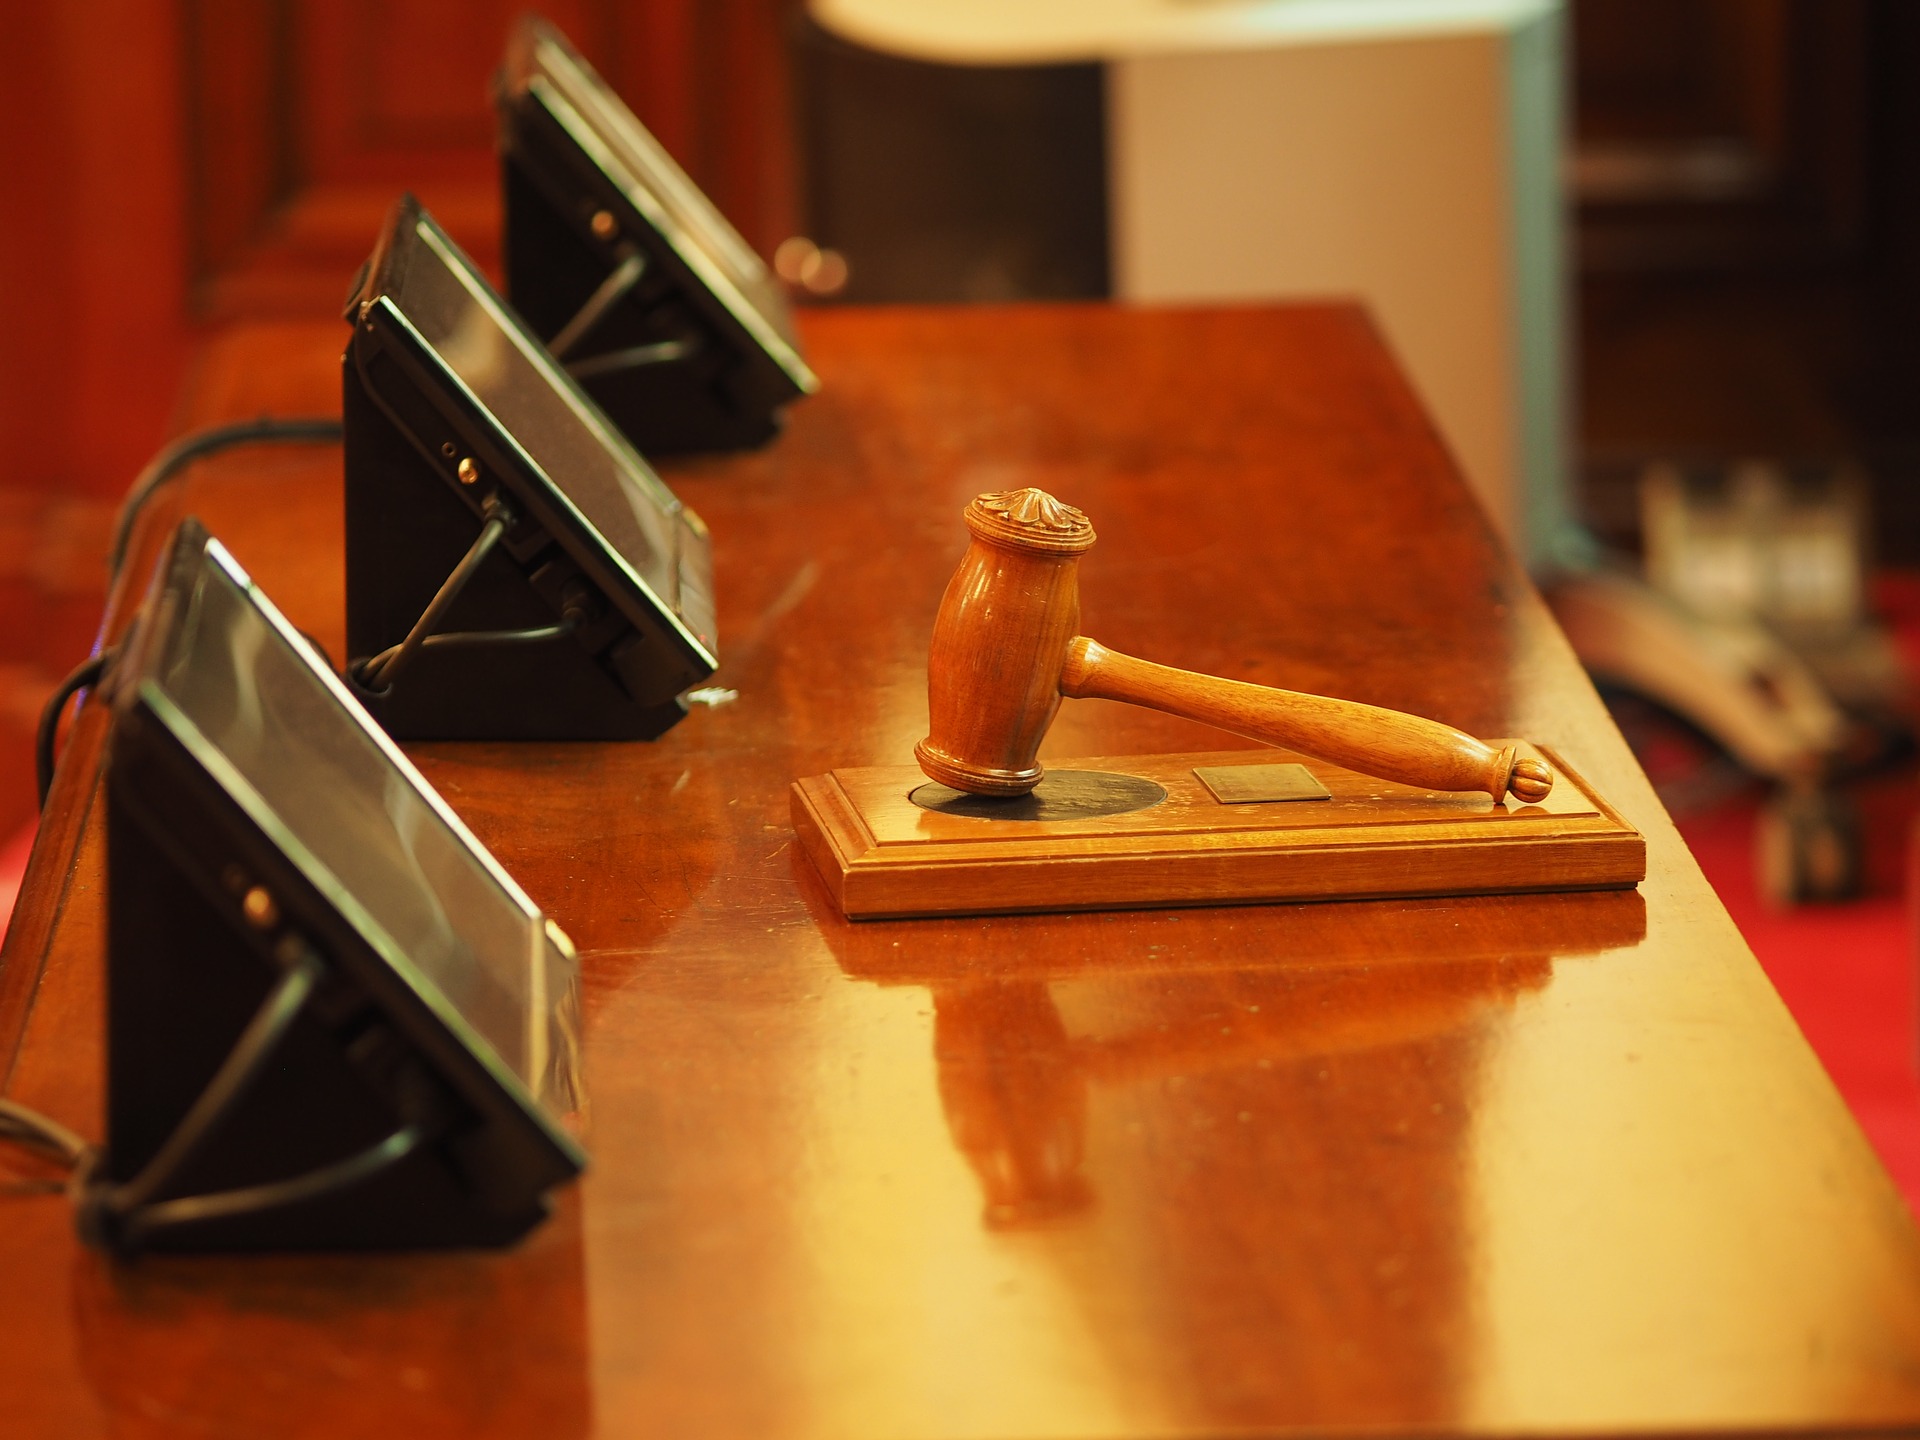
[1193,762,1331,804]
[791,745,1644,921]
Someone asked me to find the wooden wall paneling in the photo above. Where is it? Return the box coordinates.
[186,0,802,317]
[1858,0,1920,444]
[0,0,192,841]
[0,0,191,496]
[1573,0,1868,271]
[200,0,577,312]
[294,0,593,183]
[1576,0,1787,150]
[192,0,585,314]
[695,0,802,256]
[1791,0,1870,259]
[182,0,298,292]
[0,1,81,494]
[609,0,700,167]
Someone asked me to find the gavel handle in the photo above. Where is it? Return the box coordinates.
[1060,637,1553,803]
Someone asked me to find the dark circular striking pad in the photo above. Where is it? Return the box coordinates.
[909,769,1168,821]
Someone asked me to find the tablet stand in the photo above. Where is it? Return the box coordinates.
[341,356,689,740]
[501,145,789,455]
[88,771,551,1254]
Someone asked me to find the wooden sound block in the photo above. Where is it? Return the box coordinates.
[791,745,1644,920]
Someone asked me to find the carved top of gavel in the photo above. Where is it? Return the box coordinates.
[914,488,1554,804]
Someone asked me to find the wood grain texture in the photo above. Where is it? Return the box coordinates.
[5,305,1920,1437]
[794,746,1639,919]
[0,0,190,497]
[181,0,801,319]
[1063,639,1554,802]
[915,488,1093,794]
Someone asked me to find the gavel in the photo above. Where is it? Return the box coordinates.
[915,488,1554,804]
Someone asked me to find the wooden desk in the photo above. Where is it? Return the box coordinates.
[5,304,1920,1437]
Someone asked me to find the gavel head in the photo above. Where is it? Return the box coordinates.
[916,489,1094,795]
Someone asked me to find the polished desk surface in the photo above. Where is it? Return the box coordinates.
[5,304,1920,1438]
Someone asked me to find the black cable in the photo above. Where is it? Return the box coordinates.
[358,591,586,693]
[26,948,438,1247]
[0,1097,92,1195]
[358,496,514,692]
[120,1125,424,1248]
[0,1098,91,1168]
[357,618,574,688]
[108,416,344,577]
[394,616,577,655]
[1,1178,67,1197]
[35,650,112,809]
[100,954,320,1220]
[2,964,315,1210]
[4,957,438,1243]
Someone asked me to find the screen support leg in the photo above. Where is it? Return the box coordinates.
[358,495,513,690]
[350,496,585,696]
[82,943,434,1254]
[548,248,648,360]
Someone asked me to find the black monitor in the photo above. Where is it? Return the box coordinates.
[344,194,718,740]
[93,519,586,1253]
[496,15,819,454]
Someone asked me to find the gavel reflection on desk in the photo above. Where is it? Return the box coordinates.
[809,884,1646,1228]
[915,488,1553,804]
[934,959,1552,1227]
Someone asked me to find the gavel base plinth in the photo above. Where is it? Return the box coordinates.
[792,746,1643,920]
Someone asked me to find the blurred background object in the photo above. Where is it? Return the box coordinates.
[1561,0,1920,1203]
[1551,460,1909,907]
[798,0,1577,568]
[6,0,1920,1189]
[1640,460,1902,711]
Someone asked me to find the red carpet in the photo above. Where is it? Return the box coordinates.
[1676,797,1920,1209]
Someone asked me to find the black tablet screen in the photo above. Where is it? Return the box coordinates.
[387,213,716,651]
[148,538,579,1111]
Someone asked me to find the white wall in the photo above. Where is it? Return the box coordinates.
[1110,21,1567,561]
